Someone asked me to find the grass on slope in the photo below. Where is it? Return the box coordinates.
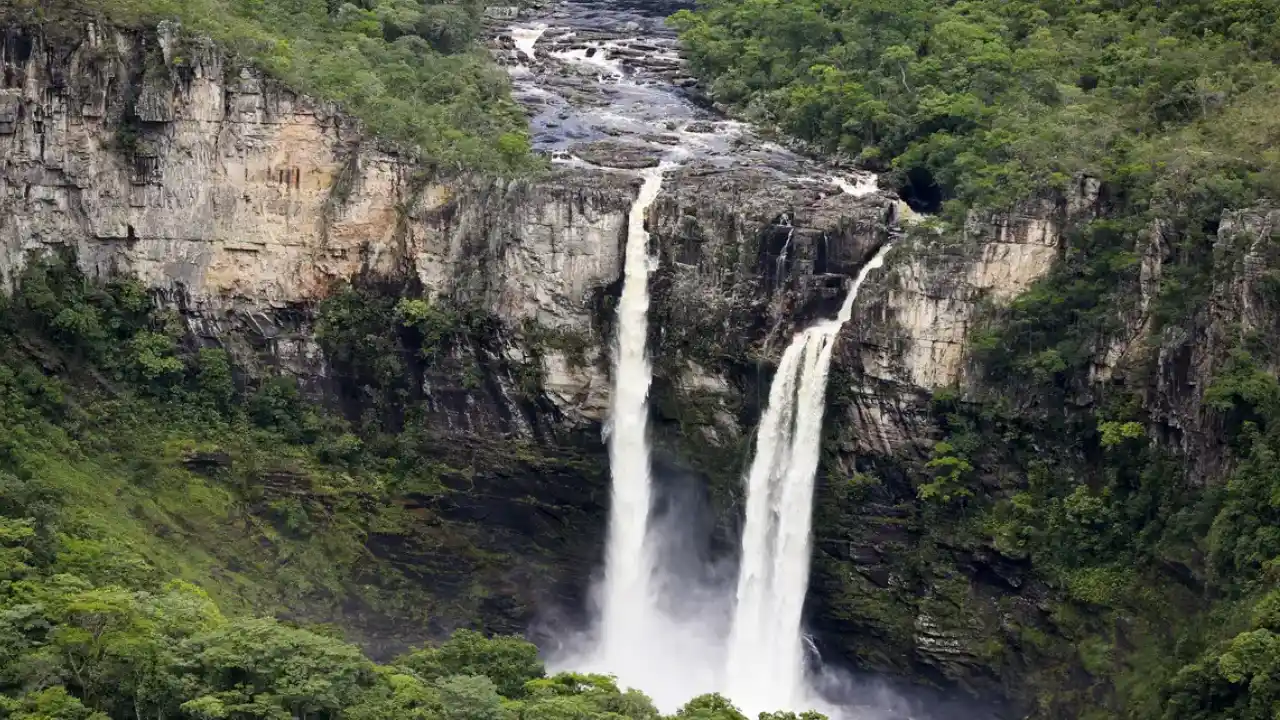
[0,357,432,630]
[0,255,445,641]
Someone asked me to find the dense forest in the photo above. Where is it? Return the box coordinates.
[4,0,535,171]
[672,0,1280,718]
[671,0,1280,212]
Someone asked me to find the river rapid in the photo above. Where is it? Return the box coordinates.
[491,0,876,192]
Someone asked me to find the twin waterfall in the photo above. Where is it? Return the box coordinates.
[586,168,891,715]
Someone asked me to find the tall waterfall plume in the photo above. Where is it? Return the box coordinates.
[724,244,893,714]
[596,165,667,671]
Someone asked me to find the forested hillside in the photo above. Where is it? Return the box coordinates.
[673,1,1280,718]
[671,0,1279,212]
[4,0,534,171]
[0,256,636,720]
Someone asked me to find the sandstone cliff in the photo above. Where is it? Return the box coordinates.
[0,17,1168,711]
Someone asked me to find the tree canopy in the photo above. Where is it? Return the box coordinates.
[671,0,1280,213]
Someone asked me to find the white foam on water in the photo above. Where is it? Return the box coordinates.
[512,23,549,60]
[550,44,626,78]
[833,173,880,197]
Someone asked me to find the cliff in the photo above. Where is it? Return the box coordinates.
[0,19,900,653]
[6,15,1266,717]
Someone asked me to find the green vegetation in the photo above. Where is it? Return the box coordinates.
[0,254,607,667]
[670,0,1279,212]
[0,254,437,626]
[0,559,766,720]
[670,0,1280,410]
[5,0,537,173]
[673,6,1280,715]
[814,337,1280,717]
[672,0,1280,397]
[0,255,801,720]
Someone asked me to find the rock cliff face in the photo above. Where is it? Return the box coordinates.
[0,18,898,649]
[842,178,1103,455]
[1146,205,1280,483]
[0,21,895,419]
[0,17,1144,710]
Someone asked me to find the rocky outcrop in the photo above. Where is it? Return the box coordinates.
[1,23,399,300]
[824,177,1103,455]
[1145,205,1280,482]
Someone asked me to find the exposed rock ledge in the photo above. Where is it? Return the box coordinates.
[0,21,896,428]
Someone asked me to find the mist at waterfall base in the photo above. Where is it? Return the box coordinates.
[538,461,992,720]
[543,461,733,713]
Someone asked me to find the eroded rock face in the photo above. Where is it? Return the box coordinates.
[829,177,1103,456]
[1,24,399,301]
[873,179,1100,391]
[0,17,1129,709]
[0,25,640,385]
[0,22,896,421]
[1145,205,1280,483]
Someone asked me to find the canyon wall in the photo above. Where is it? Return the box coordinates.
[5,18,1250,711]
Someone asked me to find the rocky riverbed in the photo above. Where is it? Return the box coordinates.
[488,0,878,195]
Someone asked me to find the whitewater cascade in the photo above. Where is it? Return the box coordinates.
[596,166,668,669]
[724,244,893,714]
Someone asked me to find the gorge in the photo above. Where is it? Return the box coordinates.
[2,0,1279,719]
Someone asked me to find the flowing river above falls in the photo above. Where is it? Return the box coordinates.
[490,0,877,193]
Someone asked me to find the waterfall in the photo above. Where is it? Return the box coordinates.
[596,166,667,670]
[724,244,893,714]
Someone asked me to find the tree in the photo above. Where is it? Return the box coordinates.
[671,694,746,720]
[435,675,504,720]
[346,668,442,720]
[518,673,657,720]
[0,686,109,720]
[401,630,544,698]
[178,617,377,720]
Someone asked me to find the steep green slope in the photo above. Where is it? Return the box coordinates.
[4,0,535,172]
[0,262,818,720]
[0,256,608,657]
